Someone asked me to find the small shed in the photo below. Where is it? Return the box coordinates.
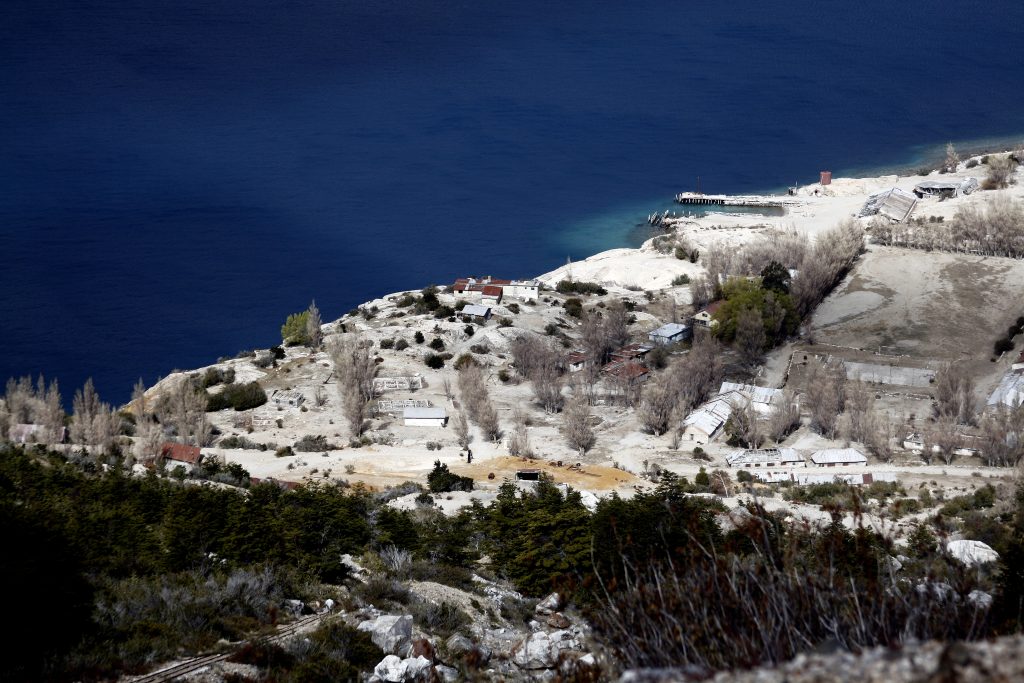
[611,343,655,363]
[159,442,203,470]
[271,389,305,407]
[461,304,492,322]
[602,361,650,385]
[403,406,448,428]
[809,448,867,467]
[566,351,589,373]
[648,322,692,345]
[481,285,503,305]
[516,469,542,481]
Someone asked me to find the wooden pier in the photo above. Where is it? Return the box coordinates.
[675,191,806,208]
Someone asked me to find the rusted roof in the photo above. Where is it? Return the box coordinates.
[481,285,503,297]
[159,442,202,464]
[603,361,649,380]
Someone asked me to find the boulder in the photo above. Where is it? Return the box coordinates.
[358,614,414,655]
[435,664,459,682]
[547,612,571,629]
[715,506,754,532]
[947,540,999,567]
[512,630,583,670]
[445,634,474,656]
[282,599,305,618]
[535,592,563,616]
[968,590,994,609]
[410,637,435,662]
[372,655,433,683]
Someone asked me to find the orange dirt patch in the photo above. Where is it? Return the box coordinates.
[456,455,640,491]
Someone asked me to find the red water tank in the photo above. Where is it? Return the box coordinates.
[820,170,832,185]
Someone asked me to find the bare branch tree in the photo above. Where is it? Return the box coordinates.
[329,336,378,436]
[306,299,324,351]
[562,394,596,456]
[453,409,473,450]
[768,389,801,443]
[507,408,533,458]
[933,362,975,424]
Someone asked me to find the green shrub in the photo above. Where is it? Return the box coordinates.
[736,470,754,483]
[424,353,445,369]
[434,305,454,319]
[206,382,267,412]
[414,331,425,344]
[294,435,330,452]
[671,274,690,286]
[281,311,310,346]
[429,337,445,351]
[563,298,584,318]
[453,353,476,370]
[995,337,1014,355]
[410,600,471,638]
[427,460,473,492]
[379,338,395,350]
[556,280,607,296]
[395,339,410,351]
[396,294,416,307]
[498,317,513,327]
[275,446,294,457]
[507,303,520,314]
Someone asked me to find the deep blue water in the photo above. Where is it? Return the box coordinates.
[2,1,1023,404]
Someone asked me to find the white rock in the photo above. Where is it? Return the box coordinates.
[358,615,414,655]
[947,540,1000,567]
[535,592,562,616]
[512,630,583,669]
[373,655,433,682]
[436,664,459,682]
[969,590,994,609]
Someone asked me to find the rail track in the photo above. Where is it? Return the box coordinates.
[128,613,323,682]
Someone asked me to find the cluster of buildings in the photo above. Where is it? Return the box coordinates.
[725,446,888,485]
[987,350,1024,410]
[452,276,541,304]
[682,382,785,444]
[566,342,657,387]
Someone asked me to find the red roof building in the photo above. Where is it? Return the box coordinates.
[159,442,203,465]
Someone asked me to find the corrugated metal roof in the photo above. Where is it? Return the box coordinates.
[403,407,447,420]
[810,448,867,465]
[726,448,803,466]
[462,304,491,317]
[683,399,732,435]
[719,382,781,404]
[649,322,690,338]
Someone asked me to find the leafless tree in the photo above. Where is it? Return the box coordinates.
[161,378,211,447]
[476,400,501,442]
[702,242,732,288]
[442,374,454,402]
[562,394,596,456]
[944,142,959,173]
[457,364,500,440]
[306,299,324,350]
[844,379,874,444]
[865,416,896,463]
[790,220,863,317]
[983,155,1015,190]
[638,376,676,435]
[735,306,766,369]
[40,378,64,443]
[929,417,962,465]
[726,400,763,448]
[314,385,328,407]
[689,275,715,310]
[329,336,379,436]
[768,389,801,443]
[933,362,975,424]
[453,409,473,450]
[71,378,102,446]
[507,408,533,458]
[806,358,844,439]
[979,404,1024,467]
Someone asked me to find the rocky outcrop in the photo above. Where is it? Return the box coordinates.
[358,614,414,656]
[946,540,999,566]
[511,629,584,669]
[370,654,432,682]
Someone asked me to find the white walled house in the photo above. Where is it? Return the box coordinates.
[403,406,448,428]
[810,448,867,467]
[453,276,540,302]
